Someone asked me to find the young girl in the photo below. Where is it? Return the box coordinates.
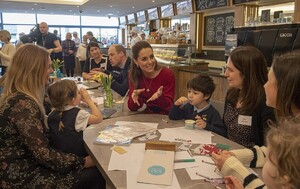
[169,75,226,137]
[47,79,103,156]
[222,118,300,189]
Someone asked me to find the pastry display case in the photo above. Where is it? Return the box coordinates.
[151,44,195,64]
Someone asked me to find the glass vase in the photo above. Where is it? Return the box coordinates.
[104,89,113,108]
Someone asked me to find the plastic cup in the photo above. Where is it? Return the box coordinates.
[185,119,195,129]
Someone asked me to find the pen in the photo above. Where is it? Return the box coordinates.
[161,118,168,123]
[175,138,191,142]
[202,160,216,165]
[196,172,213,180]
[174,159,195,163]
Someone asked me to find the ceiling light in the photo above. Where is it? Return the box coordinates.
[132,6,135,9]
[152,0,155,2]
[97,10,100,12]
[110,5,113,8]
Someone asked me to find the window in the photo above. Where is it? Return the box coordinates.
[81,16,118,26]
[100,28,118,46]
[37,14,80,25]
[3,25,35,43]
[2,13,36,24]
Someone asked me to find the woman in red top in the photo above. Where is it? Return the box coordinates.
[128,41,175,114]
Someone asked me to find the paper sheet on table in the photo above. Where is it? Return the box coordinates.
[186,156,222,180]
[114,121,158,129]
[108,143,145,171]
[174,151,198,170]
[159,127,213,144]
[127,158,180,189]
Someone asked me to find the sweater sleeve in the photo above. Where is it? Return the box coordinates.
[222,156,266,189]
[168,105,185,120]
[204,107,227,137]
[0,43,16,62]
[231,145,267,168]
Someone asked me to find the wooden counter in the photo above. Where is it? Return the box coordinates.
[158,61,209,100]
[177,68,229,102]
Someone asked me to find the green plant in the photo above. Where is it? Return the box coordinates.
[52,58,64,71]
[99,74,112,91]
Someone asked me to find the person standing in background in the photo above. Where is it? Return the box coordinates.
[36,22,62,60]
[62,32,76,77]
[0,30,16,76]
[130,27,141,48]
[140,31,146,41]
[76,35,88,72]
[72,31,81,48]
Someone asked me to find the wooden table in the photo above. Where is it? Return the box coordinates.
[84,114,261,189]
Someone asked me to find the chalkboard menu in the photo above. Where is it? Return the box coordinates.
[176,0,193,15]
[148,7,159,20]
[195,0,227,11]
[233,0,257,5]
[204,12,234,46]
[136,11,146,23]
[161,4,174,18]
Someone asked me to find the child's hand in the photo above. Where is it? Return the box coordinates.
[174,96,188,106]
[80,88,92,103]
[224,176,244,189]
[195,115,207,129]
[147,86,163,103]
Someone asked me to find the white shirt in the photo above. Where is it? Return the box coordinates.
[64,105,90,132]
[76,43,87,61]
[131,35,142,48]
[0,42,16,67]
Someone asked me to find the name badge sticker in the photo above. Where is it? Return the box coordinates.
[238,115,252,126]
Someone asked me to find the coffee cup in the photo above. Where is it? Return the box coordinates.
[185,119,195,129]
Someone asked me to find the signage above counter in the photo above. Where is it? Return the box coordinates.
[233,0,258,5]
[195,0,228,11]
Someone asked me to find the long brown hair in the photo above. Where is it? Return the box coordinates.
[226,46,268,114]
[271,52,300,118]
[0,44,49,116]
[129,41,161,89]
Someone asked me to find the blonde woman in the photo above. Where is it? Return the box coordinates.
[0,30,16,75]
[0,44,105,189]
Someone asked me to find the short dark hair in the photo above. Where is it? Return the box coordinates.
[87,42,101,53]
[187,75,215,100]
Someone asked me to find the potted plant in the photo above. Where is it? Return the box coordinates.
[94,73,113,108]
[51,58,64,78]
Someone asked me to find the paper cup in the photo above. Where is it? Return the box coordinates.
[185,119,195,130]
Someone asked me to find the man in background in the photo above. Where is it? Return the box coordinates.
[36,22,62,60]
[130,27,141,47]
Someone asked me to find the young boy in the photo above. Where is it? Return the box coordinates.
[169,75,226,137]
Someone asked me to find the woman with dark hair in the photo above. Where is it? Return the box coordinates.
[82,42,111,80]
[128,41,175,114]
[264,51,300,118]
[211,51,300,189]
[223,46,275,148]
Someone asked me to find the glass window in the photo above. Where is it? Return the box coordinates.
[81,16,118,26]
[3,13,36,24]
[37,14,80,25]
[3,24,35,43]
[82,28,100,41]
[100,28,118,47]
[60,27,81,41]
